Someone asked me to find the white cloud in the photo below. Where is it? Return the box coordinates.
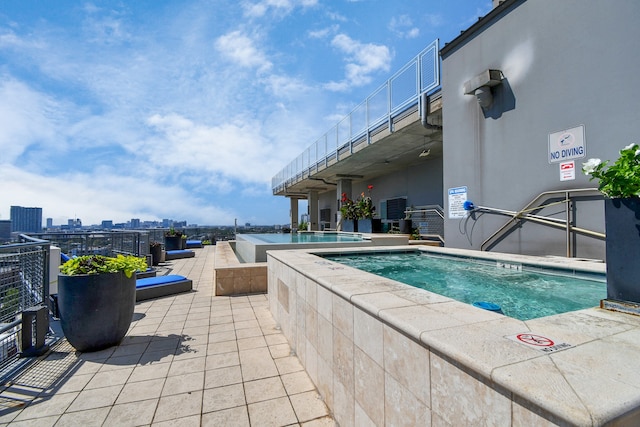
[326,11,347,22]
[214,30,273,73]
[262,74,311,98]
[0,163,236,225]
[425,13,444,28]
[0,78,60,162]
[81,11,131,45]
[143,113,282,185]
[389,15,420,39]
[324,34,392,91]
[308,25,338,39]
[242,0,318,18]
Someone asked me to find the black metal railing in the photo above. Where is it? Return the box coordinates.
[25,231,150,258]
[1,235,51,374]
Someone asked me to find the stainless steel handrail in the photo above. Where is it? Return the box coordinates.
[479,188,604,256]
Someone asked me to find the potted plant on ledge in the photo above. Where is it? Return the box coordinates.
[58,254,147,352]
[164,227,183,251]
[340,193,359,232]
[357,185,382,233]
[149,241,162,266]
[582,143,640,304]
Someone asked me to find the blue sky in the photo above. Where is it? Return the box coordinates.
[0,0,491,226]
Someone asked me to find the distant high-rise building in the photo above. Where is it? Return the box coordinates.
[10,206,42,233]
[101,220,114,229]
[46,218,53,228]
[67,218,82,230]
[0,220,11,241]
[130,218,140,228]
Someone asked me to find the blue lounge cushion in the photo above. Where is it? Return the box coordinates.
[135,274,193,301]
[136,275,187,289]
[61,253,71,263]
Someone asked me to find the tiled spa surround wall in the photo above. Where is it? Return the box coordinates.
[267,247,640,426]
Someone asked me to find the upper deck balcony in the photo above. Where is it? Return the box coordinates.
[272,39,443,197]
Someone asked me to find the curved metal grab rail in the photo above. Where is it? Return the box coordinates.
[479,188,604,256]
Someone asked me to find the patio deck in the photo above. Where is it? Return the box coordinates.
[0,245,335,426]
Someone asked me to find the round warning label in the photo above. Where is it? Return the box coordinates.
[516,333,554,347]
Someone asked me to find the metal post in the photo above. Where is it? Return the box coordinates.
[565,192,572,258]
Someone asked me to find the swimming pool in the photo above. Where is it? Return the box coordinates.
[233,232,407,263]
[324,251,606,320]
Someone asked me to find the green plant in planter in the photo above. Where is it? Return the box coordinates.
[583,143,640,304]
[582,143,640,198]
[58,254,147,352]
[340,193,359,220]
[410,228,422,240]
[356,185,376,219]
[165,227,183,237]
[60,254,147,278]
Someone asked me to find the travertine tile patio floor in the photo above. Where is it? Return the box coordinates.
[0,245,335,426]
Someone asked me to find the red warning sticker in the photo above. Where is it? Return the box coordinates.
[516,333,554,346]
[507,333,572,353]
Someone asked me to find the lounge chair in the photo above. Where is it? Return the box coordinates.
[165,250,196,260]
[136,268,157,279]
[136,274,193,301]
[186,240,203,249]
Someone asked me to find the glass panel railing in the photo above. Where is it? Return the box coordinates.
[367,85,389,129]
[390,61,418,114]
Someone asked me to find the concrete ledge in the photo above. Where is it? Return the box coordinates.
[214,241,267,296]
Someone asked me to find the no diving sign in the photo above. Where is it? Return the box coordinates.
[507,333,572,353]
[548,125,585,164]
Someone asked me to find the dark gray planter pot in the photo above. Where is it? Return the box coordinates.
[164,235,182,251]
[605,197,640,303]
[58,272,136,352]
[341,219,357,232]
[399,219,413,234]
[150,245,162,266]
[357,218,382,233]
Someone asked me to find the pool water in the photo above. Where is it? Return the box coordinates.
[241,232,364,244]
[325,252,606,320]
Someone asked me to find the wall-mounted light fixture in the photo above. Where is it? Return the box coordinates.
[464,69,503,108]
[418,136,431,158]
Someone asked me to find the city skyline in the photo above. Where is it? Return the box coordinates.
[5,203,281,229]
[1,1,491,225]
